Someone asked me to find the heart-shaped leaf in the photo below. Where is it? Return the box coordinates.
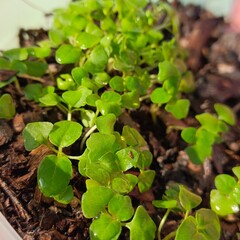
[90,213,121,240]
[23,122,53,151]
[49,121,83,148]
[126,206,156,240]
[37,155,72,196]
[108,195,134,221]
[81,186,114,218]
[179,185,202,211]
[56,44,82,64]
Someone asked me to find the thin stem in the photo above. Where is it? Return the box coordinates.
[46,143,59,155]
[67,155,81,160]
[80,125,97,152]
[158,209,171,240]
[139,95,150,102]
[162,230,177,240]
[56,103,68,115]
[67,111,72,121]
[184,210,189,220]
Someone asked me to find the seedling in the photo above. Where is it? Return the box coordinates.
[153,183,221,240]
[210,166,240,216]
[181,103,236,164]
[0,0,236,239]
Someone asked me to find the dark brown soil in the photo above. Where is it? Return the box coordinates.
[0,3,240,240]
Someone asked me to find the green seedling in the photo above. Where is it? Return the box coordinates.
[210,166,240,216]
[1,0,235,239]
[181,103,236,164]
[79,124,156,239]
[0,93,16,120]
[23,120,83,203]
[153,183,220,240]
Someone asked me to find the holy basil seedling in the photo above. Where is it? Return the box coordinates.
[181,103,236,164]
[153,183,220,240]
[23,120,83,203]
[210,166,240,216]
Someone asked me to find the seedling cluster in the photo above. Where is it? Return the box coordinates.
[0,0,238,239]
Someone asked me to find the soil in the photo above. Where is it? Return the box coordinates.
[0,3,240,240]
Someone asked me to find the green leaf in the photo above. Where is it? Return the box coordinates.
[49,29,65,45]
[138,170,155,193]
[137,150,153,169]
[71,67,89,85]
[3,48,28,61]
[23,122,53,151]
[62,87,92,108]
[175,216,201,240]
[24,83,43,102]
[38,155,72,196]
[96,92,122,116]
[54,185,74,204]
[195,113,221,135]
[39,93,60,106]
[81,186,114,218]
[165,99,190,119]
[32,46,51,59]
[150,87,172,104]
[214,103,236,126]
[152,200,177,209]
[233,166,240,180]
[87,132,116,161]
[84,45,108,73]
[56,44,82,64]
[111,175,136,194]
[80,109,96,128]
[24,61,48,77]
[0,94,16,120]
[210,190,239,216]
[195,209,221,240]
[126,206,156,240]
[75,32,100,49]
[121,91,140,109]
[215,174,237,194]
[86,152,120,185]
[179,185,202,211]
[109,76,124,92]
[96,114,116,134]
[181,127,197,144]
[158,61,180,82]
[10,60,27,74]
[108,195,134,221]
[122,126,147,147]
[185,143,212,165]
[49,121,83,148]
[116,147,139,171]
[90,213,121,240]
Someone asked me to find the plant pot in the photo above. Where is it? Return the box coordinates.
[0,212,22,240]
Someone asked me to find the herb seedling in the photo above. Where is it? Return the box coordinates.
[181,103,236,164]
[210,166,240,216]
[153,183,221,240]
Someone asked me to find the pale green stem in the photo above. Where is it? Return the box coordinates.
[57,103,68,115]
[139,95,150,102]
[80,125,97,152]
[67,111,72,121]
[158,209,171,240]
[67,155,81,160]
[162,230,177,240]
